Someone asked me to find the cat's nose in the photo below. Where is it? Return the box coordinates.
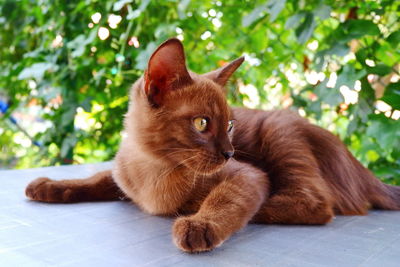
[221,151,234,160]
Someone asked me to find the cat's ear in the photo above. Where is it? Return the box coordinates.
[144,38,192,107]
[203,57,245,87]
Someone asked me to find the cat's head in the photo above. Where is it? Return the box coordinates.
[128,38,244,175]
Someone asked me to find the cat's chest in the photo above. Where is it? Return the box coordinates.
[138,171,192,214]
[115,162,193,215]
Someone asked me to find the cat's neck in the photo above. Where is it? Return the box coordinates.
[113,136,196,215]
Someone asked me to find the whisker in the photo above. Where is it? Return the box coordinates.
[234,149,256,159]
[157,154,199,179]
[161,153,203,179]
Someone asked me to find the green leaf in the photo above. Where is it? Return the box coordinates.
[23,48,45,59]
[242,4,268,27]
[138,0,150,11]
[18,62,58,80]
[346,20,380,38]
[367,114,400,151]
[60,108,76,129]
[336,65,367,89]
[367,64,392,76]
[67,31,97,58]
[295,12,316,44]
[127,9,141,20]
[268,0,286,22]
[387,30,400,48]
[366,149,379,162]
[308,101,322,119]
[154,23,178,39]
[376,42,399,66]
[326,43,349,57]
[285,12,306,29]
[178,0,191,19]
[347,116,360,136]
[314,80,343,106]
[135,42,157,70]
[359,77,375,100]
[81,97,92,112]
[113,0,132,11]
[355,48,368,63]
[314,4,331,20]
[381,82,400,110]
[356,97,374,123]
[61,135,77,158]
[250,29,268,51]
[373,166,400,181]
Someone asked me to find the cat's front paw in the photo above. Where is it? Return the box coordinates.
[172,217,223,253]
[25,177,69,203]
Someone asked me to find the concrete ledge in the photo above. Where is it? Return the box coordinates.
[1,163,399,266]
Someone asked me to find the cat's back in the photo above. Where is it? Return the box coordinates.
[232,107,307,145]
[233,107,306,129]
[232,107,311,167]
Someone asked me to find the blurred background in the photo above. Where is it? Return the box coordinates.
[0,0,399,184]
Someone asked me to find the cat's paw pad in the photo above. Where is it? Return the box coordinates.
[25,177,70,203]
[172,217,222,253]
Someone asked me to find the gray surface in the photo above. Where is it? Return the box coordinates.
[1,163,400,267]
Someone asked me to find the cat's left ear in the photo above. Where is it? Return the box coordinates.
[144,38,193,107]
[203,56,245,87]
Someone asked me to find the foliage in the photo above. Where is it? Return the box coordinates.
[0,0,399,184]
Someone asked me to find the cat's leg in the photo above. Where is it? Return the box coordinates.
[253,188,334,225]
[25,170,125,203]
[172,160,268,253]
[253,145,335,225]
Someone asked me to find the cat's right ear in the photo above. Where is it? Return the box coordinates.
[144,38,193,107]
[203,56,245,87]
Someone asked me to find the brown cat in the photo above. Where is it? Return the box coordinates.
[26,38,400,253]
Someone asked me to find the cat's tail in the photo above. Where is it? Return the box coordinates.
[369,180,400,210]
[306,124,400,214]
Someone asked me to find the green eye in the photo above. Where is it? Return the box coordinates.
[227,120,234,132]
[193,117,208,132]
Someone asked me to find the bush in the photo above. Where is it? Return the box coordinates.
[1,0,399,184]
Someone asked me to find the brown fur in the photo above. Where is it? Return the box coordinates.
[26,38,400,253]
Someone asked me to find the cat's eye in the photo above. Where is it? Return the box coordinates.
[227,120,234,132]
[193,117,208,132]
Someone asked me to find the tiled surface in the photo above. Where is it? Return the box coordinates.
[1,163,400,266]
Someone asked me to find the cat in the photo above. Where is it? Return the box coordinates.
[26,38,400,253]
